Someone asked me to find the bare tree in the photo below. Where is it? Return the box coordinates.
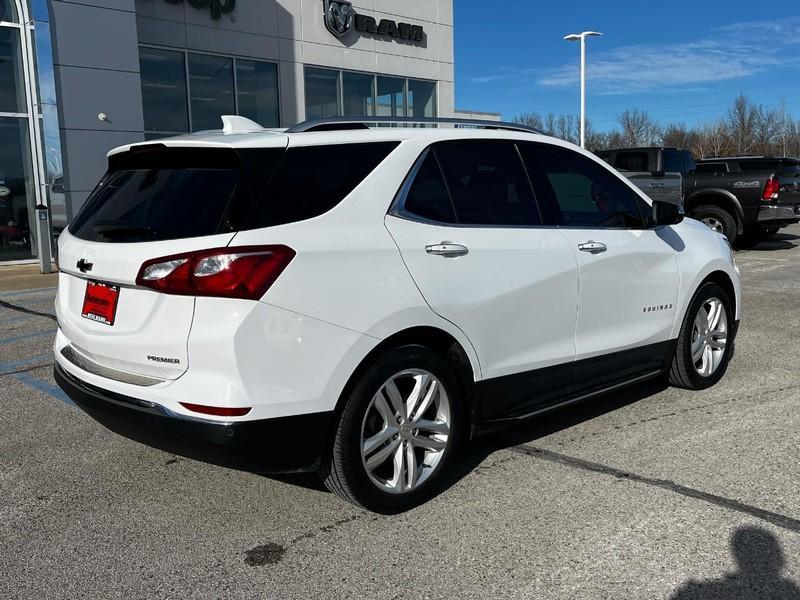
[726,93,757,155]
[662,122,693,148]
[513,112,543,130]
[617,109,661,147]
[751,105,778,155]
[513,92,798,157]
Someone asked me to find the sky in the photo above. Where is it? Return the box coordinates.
[454,0,800,132]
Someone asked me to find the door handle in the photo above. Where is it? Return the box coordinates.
[425,243,469,258]
[577,241,607,254]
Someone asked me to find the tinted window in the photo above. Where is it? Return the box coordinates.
[662,150,684,173]
[434,141,541,226]
[139,48,189,134]
[683,151,697,174]
[70,149,247,243]
[245,142,399,229]
[695,162,727,174]
[304,67,339,118]
[188,54,235,131]
[780,163,800,177]
[402,151,456,223]
[236,59,279,128]
[739,160,781,172]
[521,143,646,228]
[613,151,649,172]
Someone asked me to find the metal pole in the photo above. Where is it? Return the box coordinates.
[580,35,586,148]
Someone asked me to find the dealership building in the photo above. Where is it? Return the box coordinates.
[1,0,488,269]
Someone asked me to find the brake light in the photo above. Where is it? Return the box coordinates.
[136,245,295,299]
[762,177,780,201]
[180,402,252,417]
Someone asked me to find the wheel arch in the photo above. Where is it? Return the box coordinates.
[331,326,479,435]
[685,190,745,234]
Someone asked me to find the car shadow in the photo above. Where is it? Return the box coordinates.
[738,231,799,252]
[271,377,672,506]
[669,526,800,599]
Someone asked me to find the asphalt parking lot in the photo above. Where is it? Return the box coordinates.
[1,224,799,600]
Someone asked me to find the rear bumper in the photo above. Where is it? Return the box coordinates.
[757,205,800,227]
[54,363,333,474]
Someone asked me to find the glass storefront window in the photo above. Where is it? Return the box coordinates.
[0,27,26,113]
[305,67,339,119]
[0,0,18,23]
[0,117,35,261]
[236,59,279,128]
[342,71,374,116]
[188,53,235,131]
[376,76,406,117]
[140,47,189,134]
[408,79,436,119]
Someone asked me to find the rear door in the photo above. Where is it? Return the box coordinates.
[56,143,284,381]
[385,139,578,419]
[520,142,679,392]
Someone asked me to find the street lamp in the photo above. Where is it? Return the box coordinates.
[563,31,602,148]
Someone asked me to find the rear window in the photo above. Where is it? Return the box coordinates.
[70,142,398,243]
[695,162,728,174]
[738,160,781,172]
[613,152,650,172]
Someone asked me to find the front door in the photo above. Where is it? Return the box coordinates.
[385,140,579,420]
[520,141,679,391]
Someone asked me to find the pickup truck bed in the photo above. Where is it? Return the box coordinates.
[597,147,800,245]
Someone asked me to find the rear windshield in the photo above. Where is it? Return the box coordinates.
[70,141,398,243]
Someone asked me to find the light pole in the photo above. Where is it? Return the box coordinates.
[563,31,602,148]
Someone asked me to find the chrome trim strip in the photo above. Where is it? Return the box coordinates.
[60,345,163,387]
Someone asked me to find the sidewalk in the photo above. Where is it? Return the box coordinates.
[0,264,59,292]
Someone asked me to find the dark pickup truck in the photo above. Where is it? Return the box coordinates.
[597,147,800,244]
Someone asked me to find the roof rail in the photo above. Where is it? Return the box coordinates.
[285,116,544,135]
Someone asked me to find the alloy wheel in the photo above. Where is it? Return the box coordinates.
[691,297,728,377]
[360,369,451,494]
[701,217,724,234]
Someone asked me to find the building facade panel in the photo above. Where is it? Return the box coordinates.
[1,0,501,269]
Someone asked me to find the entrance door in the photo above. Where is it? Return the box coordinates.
[0,8,36,261]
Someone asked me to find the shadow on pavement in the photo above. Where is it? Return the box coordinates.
[670,526,800,599]
[740,231,800,252]
[271,377,672,501]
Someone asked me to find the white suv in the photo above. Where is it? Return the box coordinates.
[54,116,740,512]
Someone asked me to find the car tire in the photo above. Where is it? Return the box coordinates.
[320,345,464,512]
[668,282,734,390]
[691,205,738,245]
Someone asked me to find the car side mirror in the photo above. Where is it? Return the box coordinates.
[652,199,684,226]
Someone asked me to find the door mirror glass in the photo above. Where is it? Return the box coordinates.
[652,199,684,226]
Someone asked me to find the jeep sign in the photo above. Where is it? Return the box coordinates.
[164,0,236,20]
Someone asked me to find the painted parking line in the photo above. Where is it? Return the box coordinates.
[0,328,57,346]
[0,313,53,325]
[0,286,57,299]
[0,351,53,375]
[12,372,74,406]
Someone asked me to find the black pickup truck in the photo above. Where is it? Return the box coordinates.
[597,147,800,244]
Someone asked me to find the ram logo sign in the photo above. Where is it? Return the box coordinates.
[322,0,425,43]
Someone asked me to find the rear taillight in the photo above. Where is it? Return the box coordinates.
[136,245,295,299]
[762,177,780,202]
